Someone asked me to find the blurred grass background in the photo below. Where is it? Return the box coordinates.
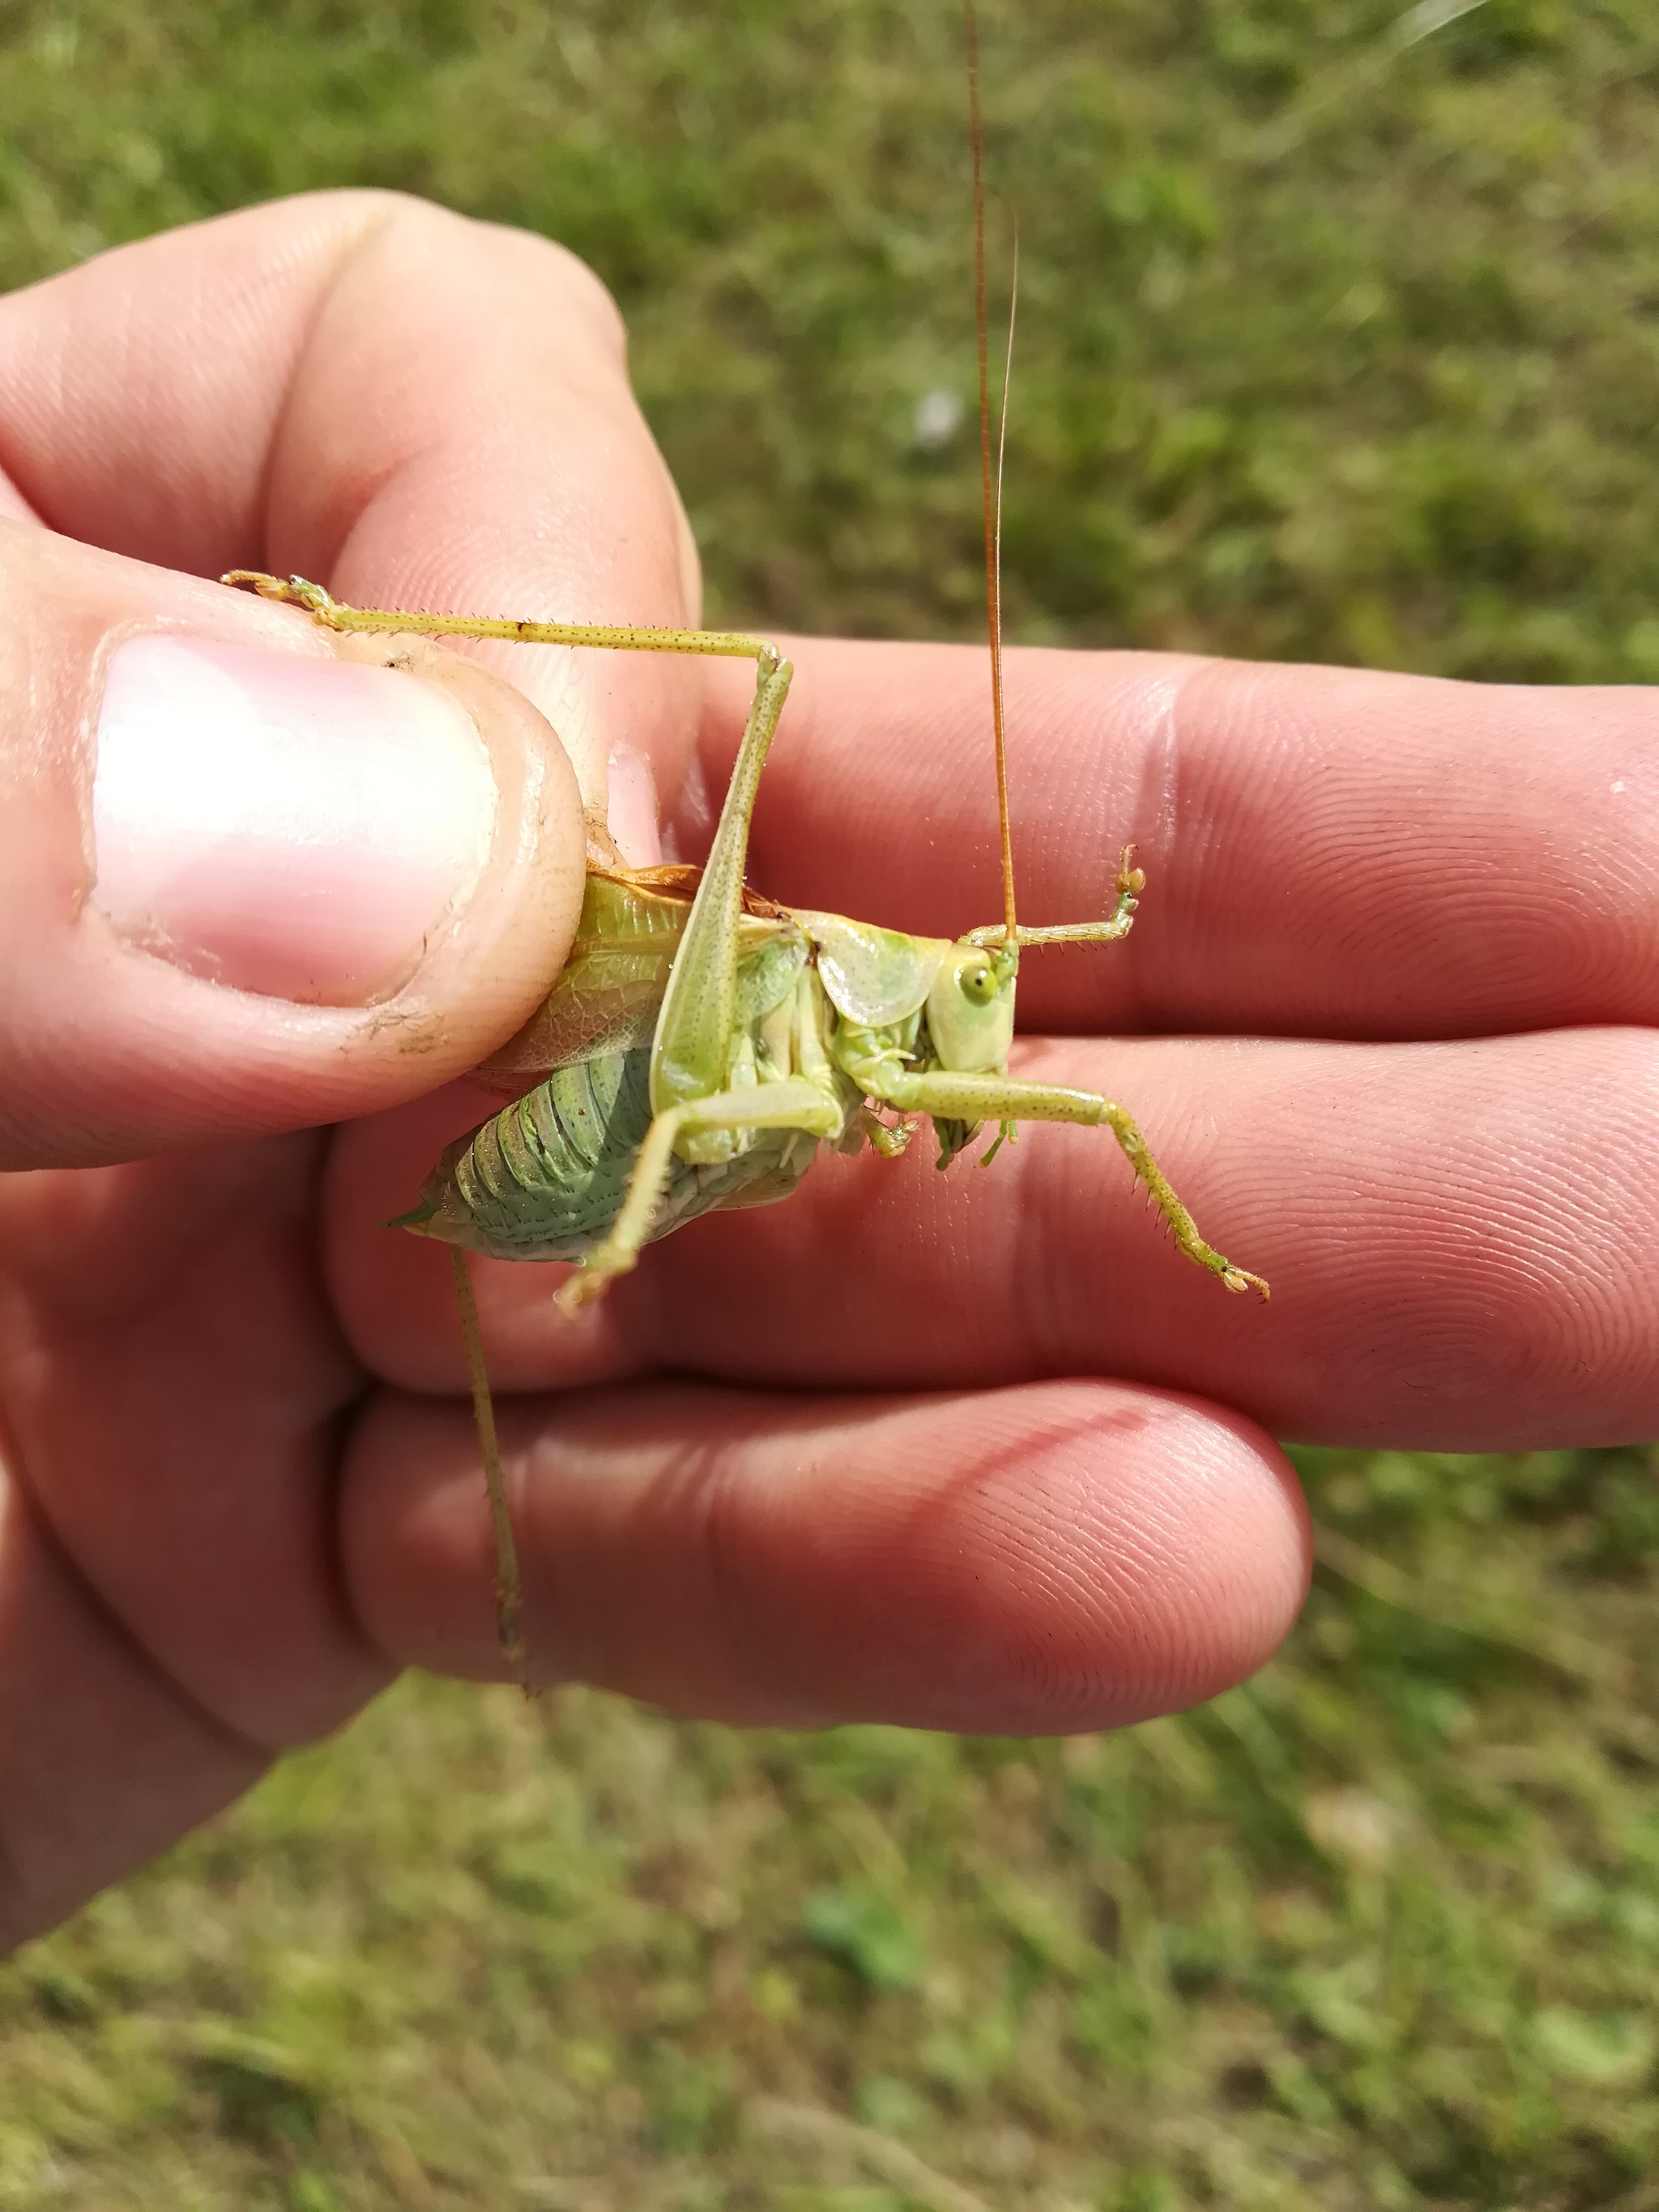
[2,1,1658,2205]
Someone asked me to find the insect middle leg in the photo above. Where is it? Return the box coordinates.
[555,1079,847,1315]
[863,1067,1269,1299]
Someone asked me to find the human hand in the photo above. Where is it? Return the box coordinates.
[0,190,702,1946]
[6,185,1648,1953]
[331,603,1659,1730]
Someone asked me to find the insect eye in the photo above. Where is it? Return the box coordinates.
[959,961,998,1004]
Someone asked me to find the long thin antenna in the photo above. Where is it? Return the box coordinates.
[448,1245,527,1682]
[996,227,1019,753]
[964,0,1018,944]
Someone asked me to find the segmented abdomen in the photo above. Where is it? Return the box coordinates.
[439,1051,662,1260]
[414,1048,818,1264]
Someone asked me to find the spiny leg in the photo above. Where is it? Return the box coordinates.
[557,1079,847,1317]
[556,630,814,1309]
[221,569,782,674]
[646,654,795,1115]
[220,573,790,851]
[864,1066,1269,1299]
[966,847,1147,953]
[1093,1096,1268,1299]
[447,1245,530,1681]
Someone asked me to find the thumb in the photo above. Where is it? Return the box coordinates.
[2,523,586,1168]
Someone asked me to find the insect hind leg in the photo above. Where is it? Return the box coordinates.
[446,1245,529,1686]
[860,1064,1269,1301]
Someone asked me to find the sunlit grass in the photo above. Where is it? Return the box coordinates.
[8,1443,1659,2206]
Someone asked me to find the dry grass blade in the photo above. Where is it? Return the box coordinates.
[1313,1524,1629,1692]
[751,2096,998,2212]
[1253,0,1494,162]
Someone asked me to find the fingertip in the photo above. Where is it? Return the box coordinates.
[0,529,588,1164]
[811,1384,1309,1730]
[341,1380,1309,1730]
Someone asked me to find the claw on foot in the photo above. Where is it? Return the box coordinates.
[553,1252,633,1319]
[220,569,339,621]
[1222,1265,1271,1300]
[864,1109,914,1160]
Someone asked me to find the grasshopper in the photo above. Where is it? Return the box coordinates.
[221,11,1267,1674]
[220,574,1269,1667]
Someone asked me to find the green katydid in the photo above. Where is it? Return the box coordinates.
[221,11,1268,1675]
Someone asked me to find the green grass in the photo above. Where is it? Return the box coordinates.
[6,1447,1659,2207]
[2,2,1658,2203]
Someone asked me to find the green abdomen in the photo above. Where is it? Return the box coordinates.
[407,1050,817,1263]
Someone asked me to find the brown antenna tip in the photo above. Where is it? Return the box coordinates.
[963,0,1017,944]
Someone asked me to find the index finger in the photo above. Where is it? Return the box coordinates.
[684,637,1658,1042]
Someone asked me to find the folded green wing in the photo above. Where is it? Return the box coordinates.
[476,867,803,1097]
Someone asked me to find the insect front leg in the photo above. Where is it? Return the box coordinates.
[966,847,1148,953]
[859,1064,1270,1300]
[557,1078,847,1314]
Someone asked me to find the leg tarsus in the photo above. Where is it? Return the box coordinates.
[857,1106,914,1159]
[1101,1102,1269,1299]
[554,1248,632,1317]
[222,570,340,620]
[977,1117,1017,1167]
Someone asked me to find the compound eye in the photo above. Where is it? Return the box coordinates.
[928,946,1017,1072]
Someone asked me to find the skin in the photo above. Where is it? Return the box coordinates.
[1,192,1655,1951]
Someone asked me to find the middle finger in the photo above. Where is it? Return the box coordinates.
[331,1023,1659,1449]
[688,639,1659,1042]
